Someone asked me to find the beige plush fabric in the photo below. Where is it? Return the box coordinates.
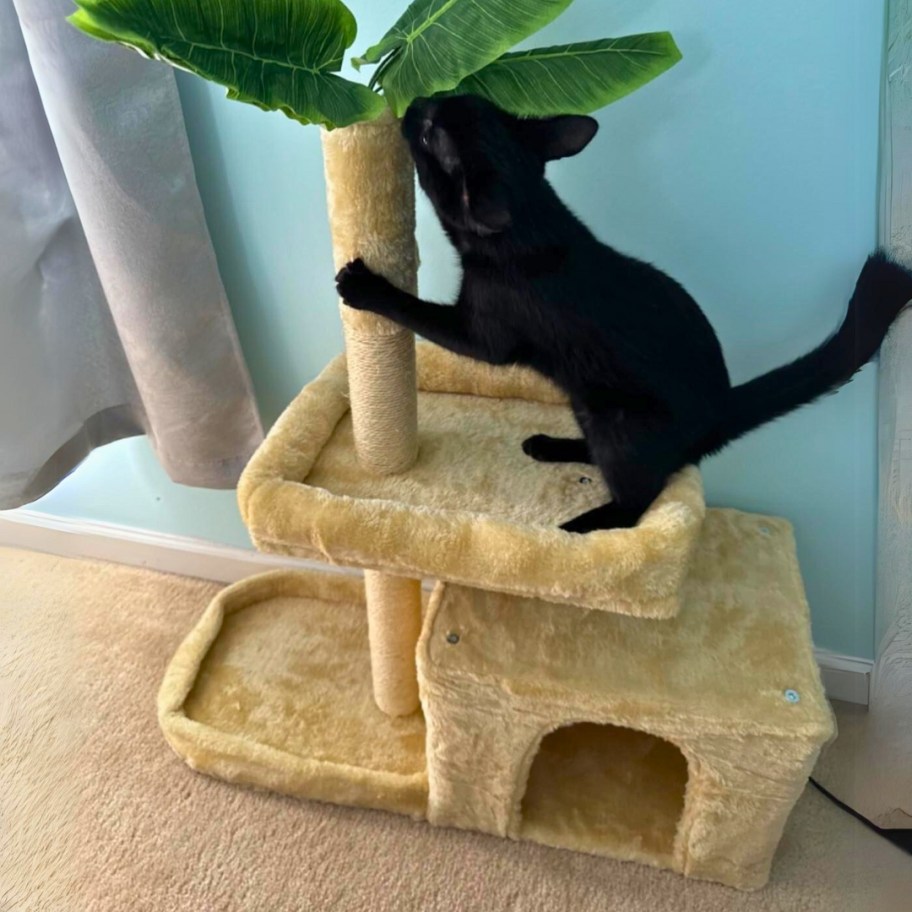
[3,546,910,911]
[362,569,424,715]
[158,568,428,819]
[156,510,830,891]
[239,344,705,618]
[322,109,420,475]
[321,110,419,336]
[419,509,836,890]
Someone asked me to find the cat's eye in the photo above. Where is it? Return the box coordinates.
[420,119,433,147]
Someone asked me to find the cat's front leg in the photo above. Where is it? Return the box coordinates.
[336,259,485,361]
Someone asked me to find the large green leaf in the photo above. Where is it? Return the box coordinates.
[69,0,386,128]
[354,0,574,116]
[451,34,682,117]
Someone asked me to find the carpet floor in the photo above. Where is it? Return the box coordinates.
[1,545,909,912]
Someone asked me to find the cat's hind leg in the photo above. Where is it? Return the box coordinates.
[559,413,678,533]
[559,471,666,532]
[522,435,592,463]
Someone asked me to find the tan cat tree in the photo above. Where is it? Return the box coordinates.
[158,115,834,891]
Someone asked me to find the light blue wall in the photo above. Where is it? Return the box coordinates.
[27,1,884,657]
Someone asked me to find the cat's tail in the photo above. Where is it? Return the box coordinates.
[692,250,912,461]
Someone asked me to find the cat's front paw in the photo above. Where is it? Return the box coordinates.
[335,259,393,311]
[522,434,555,461]
[522,434,592,464]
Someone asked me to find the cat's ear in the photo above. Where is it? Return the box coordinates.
[461,174,512,235]
[516,115,599,161]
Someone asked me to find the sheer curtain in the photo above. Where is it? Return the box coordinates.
[0,0,263,509]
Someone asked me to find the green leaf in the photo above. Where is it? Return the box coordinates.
[354,0,574,116]
[68,1,386,129]
[451,33,682,117]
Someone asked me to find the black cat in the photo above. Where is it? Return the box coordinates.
[336,94,912,533]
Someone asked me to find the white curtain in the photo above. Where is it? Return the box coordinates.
[0,0,263,508]
[816,0,912,828]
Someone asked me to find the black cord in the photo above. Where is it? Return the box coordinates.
[809,777,912,855]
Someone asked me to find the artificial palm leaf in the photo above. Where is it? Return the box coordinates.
[451,33,682,117]
[354,0,574,116]
[69,0,386,128]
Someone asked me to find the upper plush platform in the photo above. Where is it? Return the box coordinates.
[239,344,705,618]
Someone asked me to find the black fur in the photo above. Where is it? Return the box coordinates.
[336,95,912,532]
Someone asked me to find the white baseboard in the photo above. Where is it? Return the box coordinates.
[814,650,872,706]
[0,508,352,583]
[0,509,873,705]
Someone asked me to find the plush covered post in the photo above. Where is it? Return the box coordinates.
[322,109,423,716]
[321,108,419,475]
[364,571,423,716]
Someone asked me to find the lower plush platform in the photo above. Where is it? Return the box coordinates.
[158,570,428,818]
[238,344,705,619]
[159,509,834,891]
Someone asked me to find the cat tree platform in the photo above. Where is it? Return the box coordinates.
[158,569,429,818]
[158,509,833,891]
[238,344,705,619]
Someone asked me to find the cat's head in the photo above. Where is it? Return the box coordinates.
[401,95,598,238]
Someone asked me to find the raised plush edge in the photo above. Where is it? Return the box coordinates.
[238,344,706,617]
[157,568,428,818]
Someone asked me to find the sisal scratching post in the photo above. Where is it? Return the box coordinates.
[364,571,423,716]
[322,110,422,716]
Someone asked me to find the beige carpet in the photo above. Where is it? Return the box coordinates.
[1,546,909,912]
